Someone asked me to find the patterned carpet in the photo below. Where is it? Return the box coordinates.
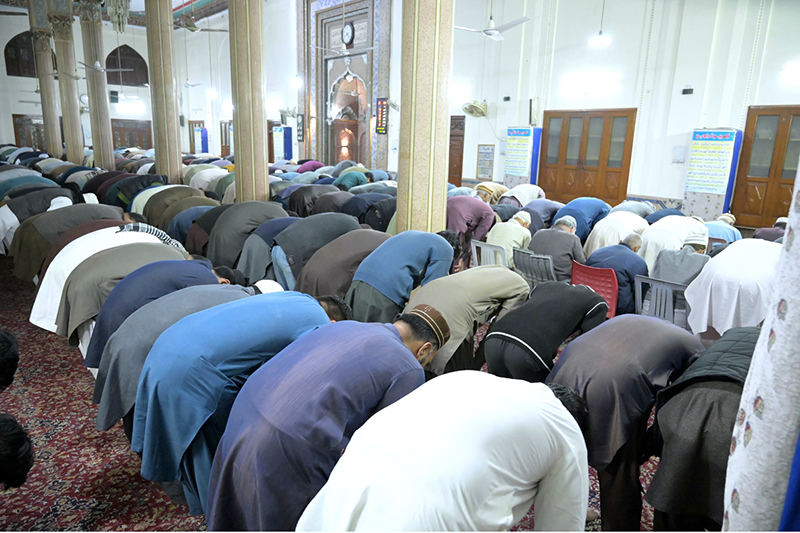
[0,252,655,530]
[0,255,205,531]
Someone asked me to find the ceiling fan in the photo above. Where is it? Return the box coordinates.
[455,0,529,41]
[79,60,133,74]
[174,13,228,33]
[184,81,202,88]
[48,71,85,81]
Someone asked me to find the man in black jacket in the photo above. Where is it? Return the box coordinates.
[646,326,758,531]
[483,282,608,382]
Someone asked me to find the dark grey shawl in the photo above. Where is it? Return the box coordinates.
[206,201,287,268]
[31,203,123,244]
[55,243,187,344]
[273,212,361,279]
[93,284,256,431]
[6,188,74,222]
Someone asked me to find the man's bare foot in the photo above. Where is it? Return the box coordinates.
[586,508,601,522]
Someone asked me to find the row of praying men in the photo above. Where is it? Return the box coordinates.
[1,144,791,531]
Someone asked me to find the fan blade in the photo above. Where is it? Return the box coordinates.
[492,17,529,34]
[454,25,483,33]
[78,61,97,70]
[486,31,504,41]
[0,11,28,16]
[199,29,229,33]
[104,69,134,72]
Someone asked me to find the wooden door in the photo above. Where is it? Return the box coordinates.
[111,119,152,149]
[220,120,232,157]
[13,114,47,151]
[188,120,204,154]
[540,108,636,205]
[731,105,800,228]
[448,115,465,186]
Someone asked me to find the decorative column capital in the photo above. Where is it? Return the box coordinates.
[31,29,53,53]
[49,13,74,41]
[78,0,102,23]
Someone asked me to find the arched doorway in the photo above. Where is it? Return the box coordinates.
[328,64,368,164]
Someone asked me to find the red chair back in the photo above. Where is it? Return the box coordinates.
[571,261,619,318]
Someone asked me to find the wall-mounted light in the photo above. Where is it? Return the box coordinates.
[291,75,303,89]
[780,62,800,86]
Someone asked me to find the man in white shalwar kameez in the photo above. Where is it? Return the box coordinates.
[583,211,649,257]
[638,215,708,272]
[296,371,589,532]
[29,227,161,333]
[685,239,781,336]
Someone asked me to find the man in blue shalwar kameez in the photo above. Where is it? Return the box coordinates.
[206,305,451,531]
[346,230,458,322]
[130,292,349,515]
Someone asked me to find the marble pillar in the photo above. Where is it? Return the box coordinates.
[48,12,84,164]
[78,0,114,171]
[30,29,62,157]
[395,0,454,233]
[229,0,270,202]
[145,0,182,183]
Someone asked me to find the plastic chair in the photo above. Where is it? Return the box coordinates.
[512,248,558,288]
[634,274,690,330]
[571,261,619,318]
[471,241,508,267]
[707,237,726,255]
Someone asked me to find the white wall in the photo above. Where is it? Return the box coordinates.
[0,10,152,151]
[173,3,299,158]
[449,0,800,200]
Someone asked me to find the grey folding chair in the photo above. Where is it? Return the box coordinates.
[634,274,690,330]
[471,240,508,267]
[512,248,558,288]
[707,237,726,255]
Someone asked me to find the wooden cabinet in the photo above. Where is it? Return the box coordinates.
[539,108,636,205]
[220,120,232,158]
[111,119,152,149]
[448,115,465,186]
[731,105,800,228]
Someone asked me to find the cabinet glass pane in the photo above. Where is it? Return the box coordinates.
[565,117,582,165]
[748,115,780,177]
[781,115,800,180]
[585,117,604,167]
[546,117,562,164]
[607,116,627,168]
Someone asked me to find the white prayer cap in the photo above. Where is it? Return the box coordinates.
[46,197,73,211]
[512,210,531,225]
[82,193,99,204]
[254,280,283,294]
[684,233,709,247]
[690,215,706,224]
[718,213,736,225]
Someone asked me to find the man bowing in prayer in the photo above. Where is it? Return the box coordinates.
[83,258,235,369]
[297,373,590,531]
[206,305,450,531]
[404,265,529,376]
[585,233,649,315]
[346,230,459,322]
[131,292,352,515]
[547,315,704,531]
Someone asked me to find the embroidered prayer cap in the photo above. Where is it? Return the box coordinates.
[684,233,709,247]
[408,304,450,347]
[718,213,736,225]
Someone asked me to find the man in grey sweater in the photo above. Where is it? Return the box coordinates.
[529,215,586,281]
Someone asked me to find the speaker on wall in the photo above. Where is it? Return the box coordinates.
[179,115,185,127]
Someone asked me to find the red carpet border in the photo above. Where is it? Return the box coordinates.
[0,256,205,531]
